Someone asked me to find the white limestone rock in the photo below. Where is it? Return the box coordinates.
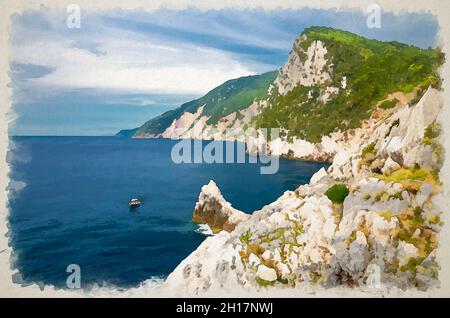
[397,241,419,266]
[192,180,249,233]
[256,265,278,282]
[248,253,261,267]
[382,157,401,175]
[162,85,443,296]
[310,167,328,185]
[415,183,433,208]
[372,216,397,247]
[276,39,332,95]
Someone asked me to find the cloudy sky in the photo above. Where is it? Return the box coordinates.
[9,7,439,136]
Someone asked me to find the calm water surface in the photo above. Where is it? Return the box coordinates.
[7,136,328,288]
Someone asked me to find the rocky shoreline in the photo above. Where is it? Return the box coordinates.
[120,31,446,296]
[163,87,444,296]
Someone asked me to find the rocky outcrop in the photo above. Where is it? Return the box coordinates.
[164,86,443,296]
[192,180,249,233]
[128,28,443,172]
[276,38,332,94]
[126,28,446,295]
[160,106,206,139]
[377,87,443,169]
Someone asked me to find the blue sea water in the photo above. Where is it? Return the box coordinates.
[7,136,328,288]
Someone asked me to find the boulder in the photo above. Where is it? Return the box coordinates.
[381,157,401,175]
[415,183,433,208]
[310,167,328,185]
[397,241,419,266]
[192,180,249,233]
[256,265,278,282]
[248,253,261,267]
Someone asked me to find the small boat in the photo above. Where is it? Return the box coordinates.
[129,198,141,208]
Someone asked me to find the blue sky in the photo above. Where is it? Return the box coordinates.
[9,7,439,136]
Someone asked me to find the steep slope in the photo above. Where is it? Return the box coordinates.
[116,128,138,137]
[163,86,444,296]
[122,27,443,153]
[132,71,277,137]
[255,26,444,142]
[153,27,445,296]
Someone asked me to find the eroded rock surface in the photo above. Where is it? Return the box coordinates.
[192,180,249,233]
[164,85,443,296]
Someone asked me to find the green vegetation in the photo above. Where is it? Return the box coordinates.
[255,27,444,142]
[426,214,441,225]
[345,230,357,247]
[388,192,404,201]
[424,121,441,144]
[379,211,394,222]
[256,277,275,287]
[423,121,444,171]
[374,190,403,203]
[400,257,424,275]
[116,128,138,137]
[374,192,385,202]
[377,167,439,194]
[385,119,400,138]
[134,71,277,135]
[359,142,377,169]
[394,206,437,259]
[325,184,350,204]
[124,27,444,142]
[240,230,253,245]
[379,98,399,110]
[258,228,285,243]
[277,277,289,285]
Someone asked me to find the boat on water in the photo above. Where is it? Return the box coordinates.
[129,198,141,208]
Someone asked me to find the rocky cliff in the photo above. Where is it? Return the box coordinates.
[122,27,445,295]
[163,86,444,296]
[192,180,249,233]
[129,71,277,139]
[123,27,443,164]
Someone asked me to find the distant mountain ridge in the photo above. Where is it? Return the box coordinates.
[122,71,277,137]
[117,128,138,137]
[120,26,443,146]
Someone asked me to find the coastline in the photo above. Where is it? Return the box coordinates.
[1,0,450,298]
[129,135,335,164]
[1,76,449,299]
[160,87,448,296]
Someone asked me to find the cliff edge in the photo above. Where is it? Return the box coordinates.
[163,87,444,296]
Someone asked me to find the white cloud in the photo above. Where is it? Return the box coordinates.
[12,26,256,94]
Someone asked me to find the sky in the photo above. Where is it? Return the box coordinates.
[9,7,439,136]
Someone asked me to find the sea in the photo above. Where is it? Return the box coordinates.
[7,136,328,288]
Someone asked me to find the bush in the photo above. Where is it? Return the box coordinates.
[325,184,350,204]
[379,98,399,110]
[359,142,377,168]
[423,121,441,144]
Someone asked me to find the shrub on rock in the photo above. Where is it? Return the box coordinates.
[325,184,350,204]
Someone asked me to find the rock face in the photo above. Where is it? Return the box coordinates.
[275,39,332,94]
[164,84,444,296]
[126,28,442,166]
[149,27,446,296]
[377,87,443,169]
[192,180,249,233]
[160,106,205,139]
